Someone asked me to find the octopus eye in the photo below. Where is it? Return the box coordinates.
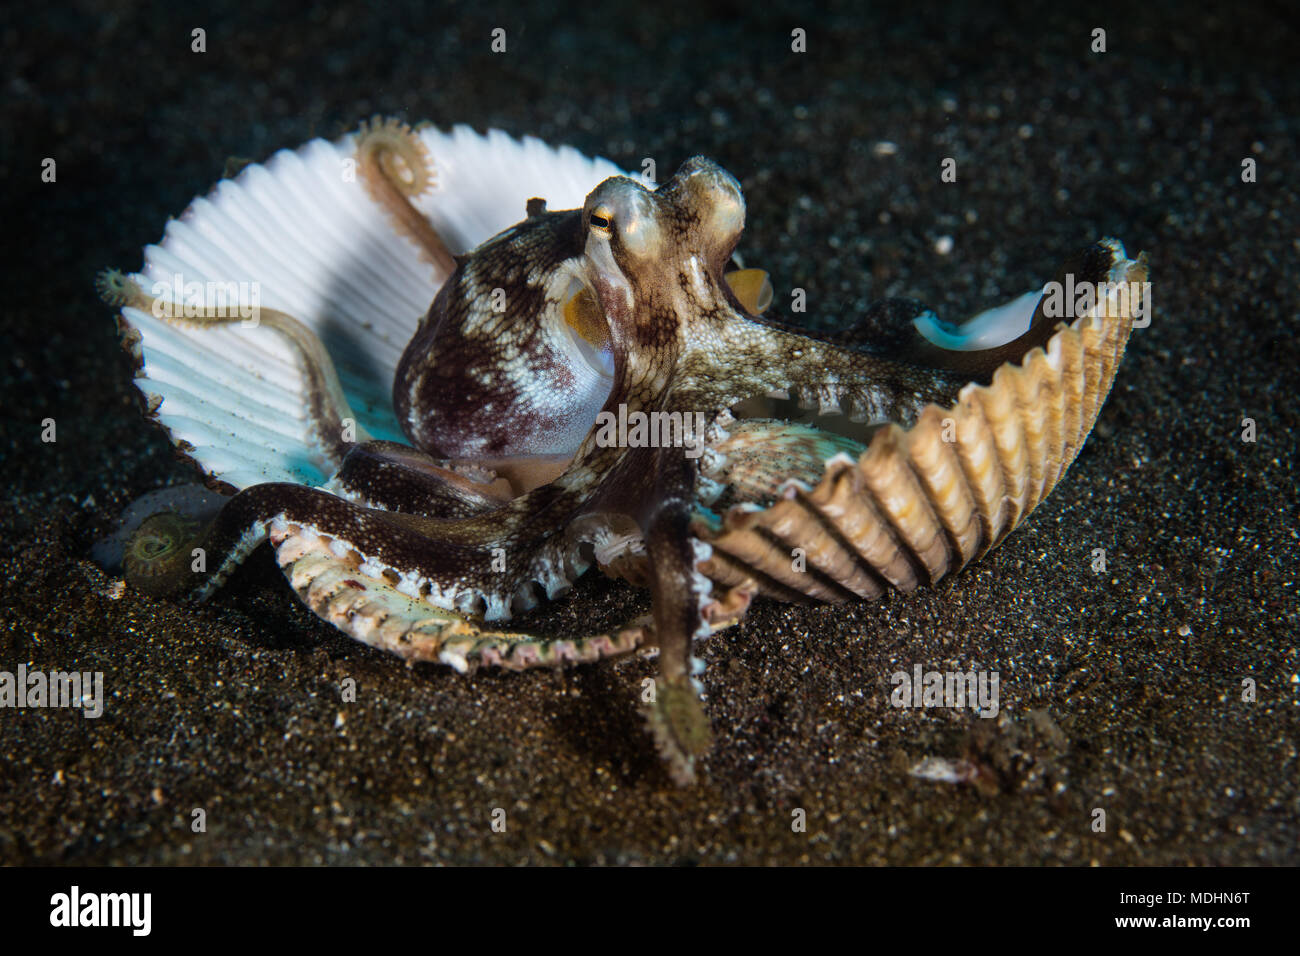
[588,208,613,235]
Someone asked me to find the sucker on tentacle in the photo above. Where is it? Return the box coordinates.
[100,117,1147,784]
[355,115,458,277]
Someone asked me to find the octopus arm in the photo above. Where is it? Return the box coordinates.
[678,240,1140,428]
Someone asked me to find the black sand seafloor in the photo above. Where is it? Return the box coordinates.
[1,1,1296,865]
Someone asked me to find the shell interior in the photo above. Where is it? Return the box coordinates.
[913,289,1042,350]
[117,126,627,490]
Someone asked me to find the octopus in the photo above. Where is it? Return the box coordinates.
[98,118,1148,782]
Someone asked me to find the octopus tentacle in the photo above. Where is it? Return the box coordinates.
[122,488,652,667]
[675,240,1132,428]
[273,518,650,669]
[122,436,642,617]
[642,460,716,784]
[96,270,370,467]
[687,316,967,424]
[694,417,867,517]
[120,464,738,679]
[327,440,515,517]
[355,116,458,277]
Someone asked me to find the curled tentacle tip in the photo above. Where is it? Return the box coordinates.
[356,114,436,198]
[96,269,147,309]
[123,510,201,598]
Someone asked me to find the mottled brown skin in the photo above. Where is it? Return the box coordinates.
[394,208,597,461]
[112,154,1076,781]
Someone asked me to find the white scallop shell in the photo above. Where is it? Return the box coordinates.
[116,126,628,490]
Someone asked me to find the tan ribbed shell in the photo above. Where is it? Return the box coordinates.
[696,262,1145,604]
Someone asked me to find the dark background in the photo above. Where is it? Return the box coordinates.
[1,0,1296,864]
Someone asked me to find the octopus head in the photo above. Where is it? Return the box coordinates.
[580,158,749,355]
